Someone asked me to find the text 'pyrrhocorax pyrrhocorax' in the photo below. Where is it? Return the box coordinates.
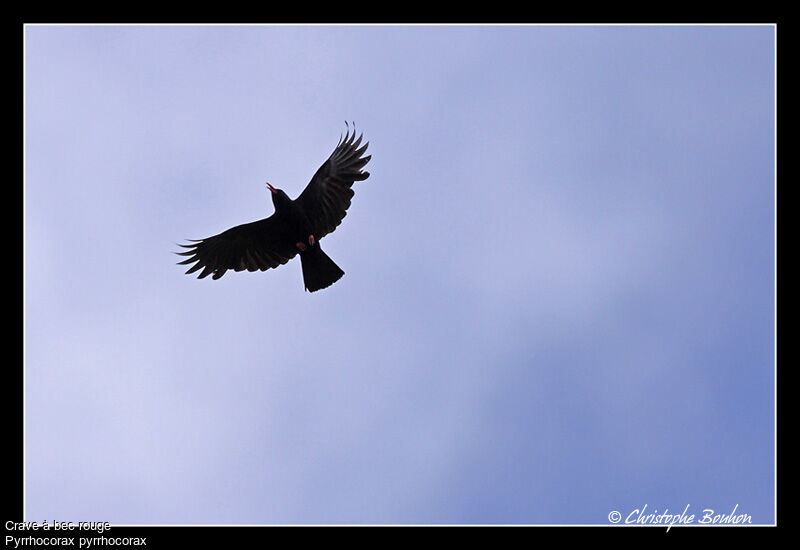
[176,124,371,292]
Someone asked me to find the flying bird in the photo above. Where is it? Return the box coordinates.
[176,124,371,292]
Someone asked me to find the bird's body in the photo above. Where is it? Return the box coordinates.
[271,191,313,248]
[177,125,371,292]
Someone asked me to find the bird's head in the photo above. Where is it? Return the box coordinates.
[266,182,290,209]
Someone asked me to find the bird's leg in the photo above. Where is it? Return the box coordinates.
[308,234,316,246]
[295,241,307,252]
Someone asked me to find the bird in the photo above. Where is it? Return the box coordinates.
[176,124,371,292]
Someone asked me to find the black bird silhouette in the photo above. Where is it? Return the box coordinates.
[176,125,371,292]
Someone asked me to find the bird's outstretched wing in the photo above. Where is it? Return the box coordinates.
[176,216,298,280]
[297,124,371,240]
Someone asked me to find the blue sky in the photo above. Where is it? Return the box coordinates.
[24,25,774,524]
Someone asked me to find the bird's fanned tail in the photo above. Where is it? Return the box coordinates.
[300,244,344,292]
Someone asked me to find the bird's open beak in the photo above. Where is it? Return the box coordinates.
[266,182,277,195]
